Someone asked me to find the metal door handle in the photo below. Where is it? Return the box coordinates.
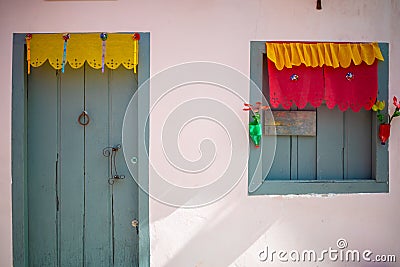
[103,144,125,184]
[78,111,90,126]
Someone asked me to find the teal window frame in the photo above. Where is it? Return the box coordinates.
[249,41,389,195]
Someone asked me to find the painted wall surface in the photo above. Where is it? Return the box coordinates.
[1,0,400,266]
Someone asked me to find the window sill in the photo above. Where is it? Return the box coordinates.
[249,179,389,195]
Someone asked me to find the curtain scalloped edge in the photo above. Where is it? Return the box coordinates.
[28,33,139,73]
[31,59,138,71]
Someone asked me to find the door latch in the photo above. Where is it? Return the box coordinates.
[103,144,125,185]
[131,219,139,235]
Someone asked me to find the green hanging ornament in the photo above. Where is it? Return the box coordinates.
[249,113,262,147]
[243,102,269,148]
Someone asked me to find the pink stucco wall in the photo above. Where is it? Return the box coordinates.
[1,0,399,266]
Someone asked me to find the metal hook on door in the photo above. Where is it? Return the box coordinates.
[103,144,125,185]
[131,219,139,235]
[78,111,90,126]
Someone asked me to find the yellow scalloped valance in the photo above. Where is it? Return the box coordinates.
[28,33,138,72]
[266,42,384,70]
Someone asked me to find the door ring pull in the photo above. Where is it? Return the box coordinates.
[78,111,90,126]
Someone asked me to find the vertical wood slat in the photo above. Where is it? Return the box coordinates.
[12,33,29,267]
[261,54,277,181]
[297,105,317,180]
[289,106,299,181]
[266,137,291,180]
[27,63,58,266]
[59,65,85,266]
[290,136,298,180]
[84,66,112,266]
[109,68,139,266]
[317,105,344,180]
[344,109,372,179]
[137,32,151,267]
[296,135,317,180]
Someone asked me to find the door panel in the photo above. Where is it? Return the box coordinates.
[296,106,317,180]
[109,68,139,266]
[266,136,291,180]
[27,63,138,266]
[59,65,85,266]
[344,109,372,179]
[84,66,113,266]
[27,63,58,267]
[316,106,345,180]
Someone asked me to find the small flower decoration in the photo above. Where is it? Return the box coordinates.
[372,100,386,123]
[243,102,269,113]
[372,100,385,112]
[393,96,400,109]
[390,96,400,124]
[373,96,400,124]
[132,33,141,41]
[25,33,32,40]
[100,32,108,41]
[62,33,70,41]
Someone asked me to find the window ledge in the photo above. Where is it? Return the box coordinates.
[249,180,389,195]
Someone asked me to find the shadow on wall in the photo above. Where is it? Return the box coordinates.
[155,193,283,267]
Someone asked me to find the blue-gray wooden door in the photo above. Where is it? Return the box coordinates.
[27,63,139,266]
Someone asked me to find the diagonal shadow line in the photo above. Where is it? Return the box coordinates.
[158,198,281,267]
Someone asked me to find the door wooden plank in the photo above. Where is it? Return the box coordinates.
[265,136,291,180]
[109,68,139,266]
[59,65,85,266]
[290,136,298,180]
[84,66,112,266]
[344,109,372,179]
[297,136,317,180]
[27,63,58,267]
[317,105,344,180]
[137,32,151,266]
[297,105,317,180]
[12,34,29,267]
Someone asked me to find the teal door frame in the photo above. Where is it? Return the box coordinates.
[11,32,150,267]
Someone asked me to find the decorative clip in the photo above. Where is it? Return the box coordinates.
[25,34,32,74]
[100,33,108,73]
[290,74,299,81]
[132,33,140,73]
[61,33,70,73]
[346,72,354,81]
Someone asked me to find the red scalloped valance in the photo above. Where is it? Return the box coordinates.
[267,42,382,112]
